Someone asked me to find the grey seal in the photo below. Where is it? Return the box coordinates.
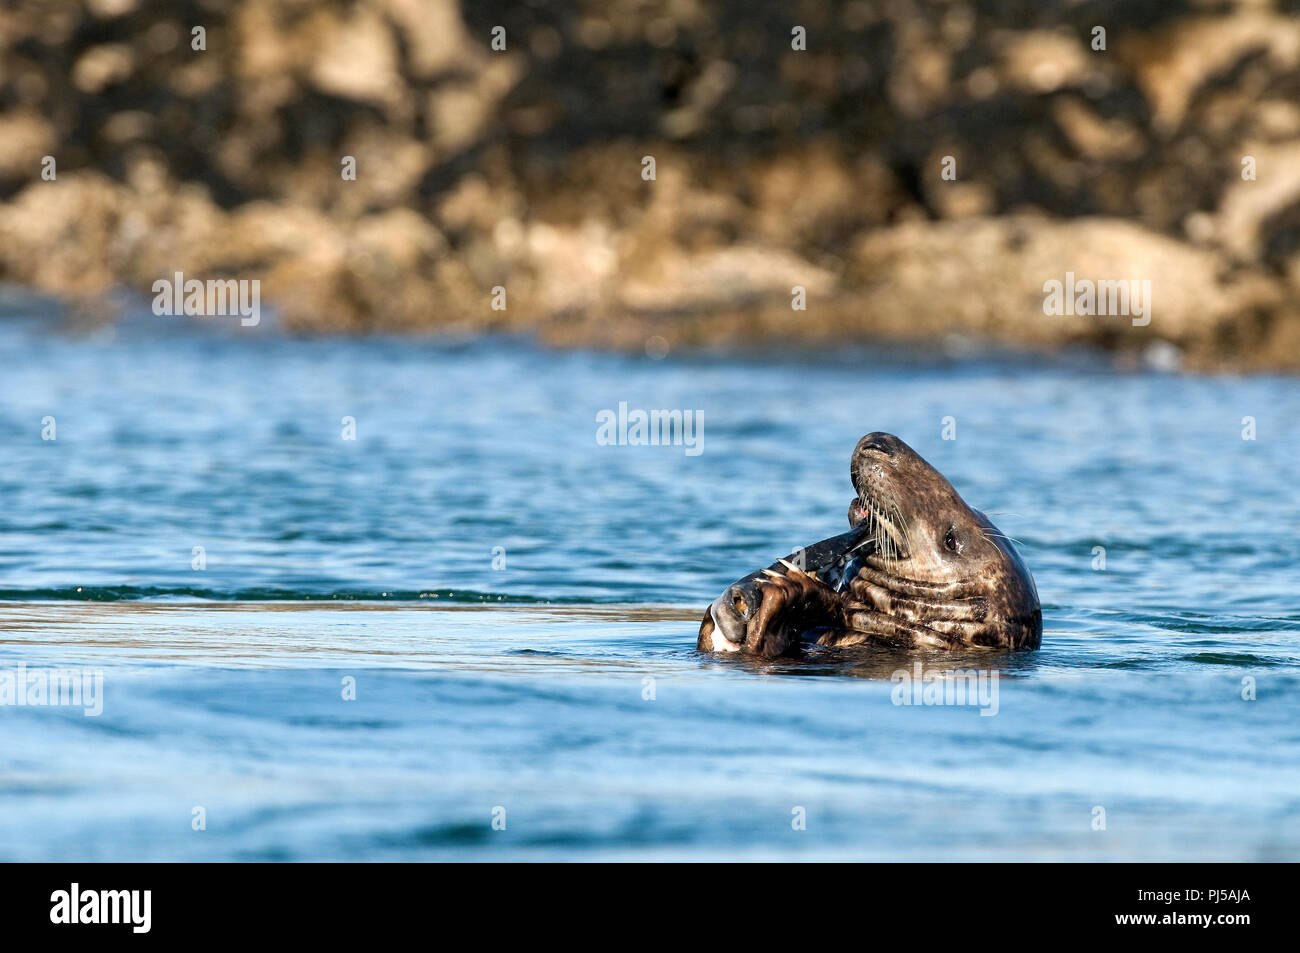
[698,433,1042,657]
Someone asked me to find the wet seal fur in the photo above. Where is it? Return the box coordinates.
[698,433,1042,657]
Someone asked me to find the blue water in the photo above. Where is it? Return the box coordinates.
[1,308,1298,860]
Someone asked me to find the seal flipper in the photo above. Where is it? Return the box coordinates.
[702,562,848,658]
[698,524,881,656]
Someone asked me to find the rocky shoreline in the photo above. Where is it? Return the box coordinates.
[1,0,1298,370]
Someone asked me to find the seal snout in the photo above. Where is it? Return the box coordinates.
[855,432,902,458]
[850,432,908,496]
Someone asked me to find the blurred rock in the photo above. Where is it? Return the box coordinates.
[849,216,1281,351]
[0,109,56,181]
[0,0,1297,370]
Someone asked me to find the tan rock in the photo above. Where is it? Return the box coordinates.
[0,110,56,179]
[307,6,402,107]
[850,216,1278,346]
[85,0,137,18]
[1052,97,1144,161]
[1118,14,1300,134]
[994,29,1096,94]
[428,58,523,155]
[379,0,474,77]
[0,174,125,296]
[1215,139,1300,262]
[71,44,134,93]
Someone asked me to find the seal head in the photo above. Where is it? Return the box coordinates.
[835,432,1041,650]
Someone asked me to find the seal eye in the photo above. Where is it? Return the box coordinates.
[944,527,963,555]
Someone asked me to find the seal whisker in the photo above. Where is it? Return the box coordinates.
[858,486,909,563]
[891,497,913,561]
[982,531,1023,545]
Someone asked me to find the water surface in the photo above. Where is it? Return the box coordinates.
[1,311,1297,859]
